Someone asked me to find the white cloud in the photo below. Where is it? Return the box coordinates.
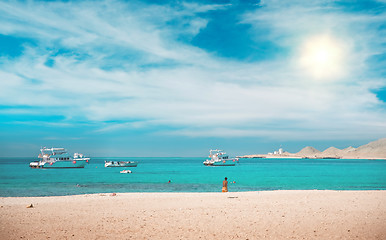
[0,0,385,140]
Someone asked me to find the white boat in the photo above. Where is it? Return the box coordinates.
[203,149,238,166]
[104,161,138,167]
[120,169,132,174]
[30,147,90,168]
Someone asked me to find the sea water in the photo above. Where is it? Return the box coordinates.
[0,157,385,197]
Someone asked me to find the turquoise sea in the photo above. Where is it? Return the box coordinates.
[0,157,385,197]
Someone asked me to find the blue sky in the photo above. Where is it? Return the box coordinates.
[0,0,385,157]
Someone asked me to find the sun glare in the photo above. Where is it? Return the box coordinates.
[299,35,346,80]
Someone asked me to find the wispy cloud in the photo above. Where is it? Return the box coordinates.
[0,0,385,141]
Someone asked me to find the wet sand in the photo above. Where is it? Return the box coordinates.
[1,190,385,239]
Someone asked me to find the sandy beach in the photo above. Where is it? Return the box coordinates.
[1,191,385,239]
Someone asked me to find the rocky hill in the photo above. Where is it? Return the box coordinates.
[239,138,386,159]
[343,138,386,159]
[343,146,356,153]
[317,147,344,158]
[296,146,320,157]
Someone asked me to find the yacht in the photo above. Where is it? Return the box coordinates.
[30,147,90,168]
[203,149,238,166]
[104,161,138,167]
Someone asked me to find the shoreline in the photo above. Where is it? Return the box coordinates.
[1,190,385,239]
[1,189,386,199]
[3,189,385,200]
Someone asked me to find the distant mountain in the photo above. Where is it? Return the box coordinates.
[318,147,343,158]
[344,138,386,158]
[297,146,320,156]
[240,138,386,159]
[342,146,356,153]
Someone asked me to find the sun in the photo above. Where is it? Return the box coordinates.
[299,34,346,80]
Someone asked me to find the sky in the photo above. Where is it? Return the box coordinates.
[0,0,385,157]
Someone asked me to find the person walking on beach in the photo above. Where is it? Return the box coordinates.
[222,177,228,192]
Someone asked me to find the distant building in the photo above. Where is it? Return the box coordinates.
[278,148,283,155]
[269,147,284,155]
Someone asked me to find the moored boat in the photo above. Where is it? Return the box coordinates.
[203,149,238,166]
[105,161,138,167]
[30,147,90,168]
